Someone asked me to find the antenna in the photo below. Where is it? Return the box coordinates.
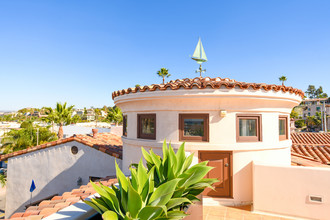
[191,38,208,77]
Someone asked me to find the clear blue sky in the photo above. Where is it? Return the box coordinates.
[0,0,329,111]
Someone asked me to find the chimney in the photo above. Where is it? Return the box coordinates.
[92,129,98,138]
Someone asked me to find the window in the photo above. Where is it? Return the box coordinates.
[123,115,127,137]
[279,116,288,141]
[316,107,321,111]
[308,108,311,111]
[308,112,310,116]
[137,114,156,140]
[179,114,209,142]
[236,114,262,142]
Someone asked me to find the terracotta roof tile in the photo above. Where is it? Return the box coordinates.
[291,132,330,145]
[0,132,123,161]
[291,132,330,166]
[112,77,304,99]
[8,177,118,219]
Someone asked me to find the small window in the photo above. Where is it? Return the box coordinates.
[179,114,209,142]
[308,112,310,116]
[123,115,127,137]
[316,107,321,111]
[137,114,156,140]
[236,114,262,142]
[279,116,288,141]
[71,146,78,155]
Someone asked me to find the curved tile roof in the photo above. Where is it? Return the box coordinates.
[291,132,330,145]
[8,177,118,219]
[0,132,123,161]
[112,77,304,99]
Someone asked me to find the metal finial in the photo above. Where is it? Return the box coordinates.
[192,38,207,77]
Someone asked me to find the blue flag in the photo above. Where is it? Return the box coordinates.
[30,180,36,193]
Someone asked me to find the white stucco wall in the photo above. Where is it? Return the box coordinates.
[5,141,122,218]
[253,163,330,219]
[115,86,302,204]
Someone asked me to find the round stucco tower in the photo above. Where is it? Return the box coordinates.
[113,77,303,205]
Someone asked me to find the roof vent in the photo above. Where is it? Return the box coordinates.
[92,129,98,138]
[309,195,323,203]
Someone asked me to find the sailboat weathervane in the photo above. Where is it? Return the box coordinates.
[191,38,208,77]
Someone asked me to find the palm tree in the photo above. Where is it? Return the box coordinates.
[94,108,101,127]
[106,106,122,126]
[53,102,75,139]
[157,68,171,84]
[279,76,287,86]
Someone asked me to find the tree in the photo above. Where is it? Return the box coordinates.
[290,109,299,119]
[315,86,328,98]
[94,108,101,127]
[1,125,57,154]
[52,102,75,139]
[295,119,306,128]
[106,106,122,126]
[278,76,287,86]
[305,85,328,98]
[157,68,171,84]
[135,84,141,87]
[43,107,56,133]
[305,85,316,98]
[306,112,322,131]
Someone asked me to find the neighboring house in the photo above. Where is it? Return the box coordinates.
[1,131,122,218]
[300,98,329,130]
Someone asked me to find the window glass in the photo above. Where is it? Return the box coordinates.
[123,115,127,136]
[239,119,257,136]
[279,119,285,135]
[142,117,155,134]
[184,119,204,136]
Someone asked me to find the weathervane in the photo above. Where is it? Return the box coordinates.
[191,38,208,77]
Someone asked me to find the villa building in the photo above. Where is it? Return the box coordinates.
[113,76,303,202]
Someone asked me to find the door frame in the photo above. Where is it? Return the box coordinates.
[198,150,233,198]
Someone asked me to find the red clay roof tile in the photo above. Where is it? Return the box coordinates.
[0,132,122,161]
[112,77,305,99]
[9,177,118,219]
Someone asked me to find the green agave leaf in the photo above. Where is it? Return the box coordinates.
[100,185,123,217]
[178,165,213,188]
[120,187,128,212]
[90,198,109,213]
[124,212,133,220]
[166,210,188,219]
[175,143,186,175]
[162,139,168,162]
[127,181,142,218]
[186,194,200,202]
[140,178,150,202]
[130,168,138,190]
[172,187,185,198]
[186,182,214,190]
[148,179,180,206]
[137,159,148,193]
[182,153,194,172]
[102,210,118,220]
[116,160,129,192]
[142,147,153,164]
[168,144,177,177]
[166,198,191,210]
[138,206,164,220]
[90,181,116,211]
[83,200,103,214]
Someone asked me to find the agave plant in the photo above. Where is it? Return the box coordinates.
[141,141,218,203]
[85,141,218,220]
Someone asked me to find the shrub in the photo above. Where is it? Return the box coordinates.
[85,141,217,220]
[295,119,306,128]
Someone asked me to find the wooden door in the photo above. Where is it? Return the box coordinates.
[199,151,232,198]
